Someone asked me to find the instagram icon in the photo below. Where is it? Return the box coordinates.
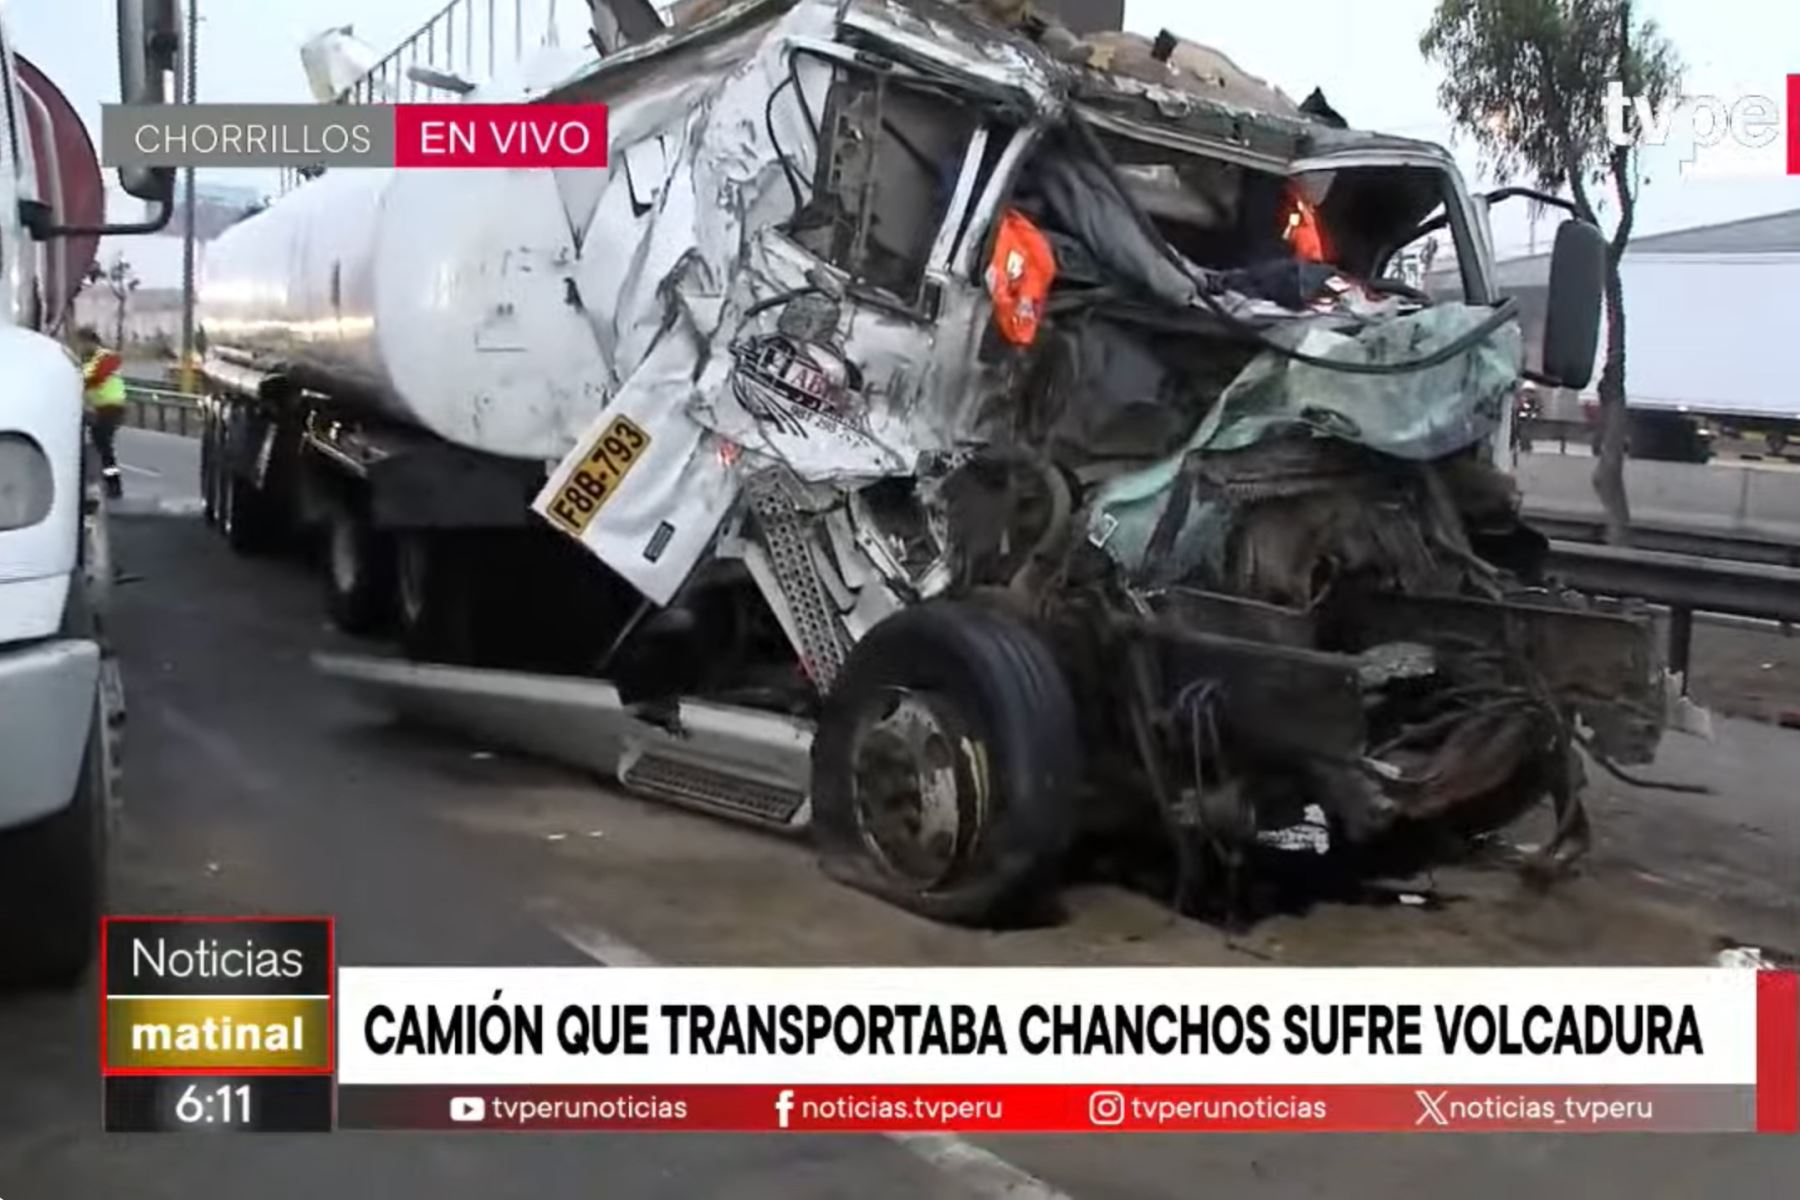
[1088,1090,1126,1127]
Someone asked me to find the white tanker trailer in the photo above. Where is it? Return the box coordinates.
[202,0,1667,925]
[198,33,643,663]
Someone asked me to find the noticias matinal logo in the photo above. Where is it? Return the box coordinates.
[1604,76,1800,177]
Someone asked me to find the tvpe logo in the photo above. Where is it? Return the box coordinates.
[774,1089,795,1129]
[1604,77,1800,177]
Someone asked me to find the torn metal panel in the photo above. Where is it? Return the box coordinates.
[532,319,742,604]
[540,0,1042,606]
[688,233,919,480]
[1085,305,1523,588]
[1338,590,1664,766]
[839,0,1059,108]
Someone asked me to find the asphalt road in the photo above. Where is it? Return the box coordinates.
[110,427,206,518]
[1,436,1794,1197]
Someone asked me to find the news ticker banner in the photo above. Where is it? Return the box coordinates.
[332,966,1797,1134]
[96,920,1796,1135]
[100,104,608,170]
[100,917,334,1132]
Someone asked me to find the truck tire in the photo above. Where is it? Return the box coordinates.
[0,692,106,987]
[395,532,478,664]
[322,502,394,636]
[214,403,286,554]
[217,458,278,554]
[811,601,1081,926]
[200,415,219,526]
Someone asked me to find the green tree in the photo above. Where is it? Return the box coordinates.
[1422,0,1680,544]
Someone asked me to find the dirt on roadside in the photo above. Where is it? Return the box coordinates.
[1668,615,1800,725]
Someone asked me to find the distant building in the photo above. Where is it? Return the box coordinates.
[71,181,268,352]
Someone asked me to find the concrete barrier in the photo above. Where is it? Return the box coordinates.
[1517,453,1800,542]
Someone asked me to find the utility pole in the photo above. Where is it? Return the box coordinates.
[177,0,199,395]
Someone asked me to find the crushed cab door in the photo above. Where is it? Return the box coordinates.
[691,47,1026,484]
[534,37,1028,606]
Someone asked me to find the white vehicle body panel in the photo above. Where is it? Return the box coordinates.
[0,639,98,827]
[1606,253,1800,420]
[0,326,84,634]
[0,246,100,833]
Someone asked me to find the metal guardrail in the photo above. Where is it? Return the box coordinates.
[1526,505,1800,569]
[1546,540,1800,624]
[1545,539,1800,681]
[333,0,686,104]
[123,382,204,439]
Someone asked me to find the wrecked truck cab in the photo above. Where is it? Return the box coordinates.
[533,0,1659,924]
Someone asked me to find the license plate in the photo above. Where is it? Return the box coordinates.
[545,415,651,537]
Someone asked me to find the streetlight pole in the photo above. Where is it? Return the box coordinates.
[177,0,199,394]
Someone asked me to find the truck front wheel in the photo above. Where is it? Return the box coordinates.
[811,601,1082,926]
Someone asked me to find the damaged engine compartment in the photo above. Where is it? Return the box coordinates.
[533,0,1664,924]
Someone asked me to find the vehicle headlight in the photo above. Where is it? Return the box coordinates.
[0,433,54,531]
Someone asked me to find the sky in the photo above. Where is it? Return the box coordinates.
[1129,0,1800,257]
[10,0,1800,260]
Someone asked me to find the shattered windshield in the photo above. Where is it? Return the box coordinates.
[1009,125,1471,322]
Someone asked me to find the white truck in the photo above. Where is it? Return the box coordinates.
[0,2,182,983]
[1609,252,1800,461]
[1502,246,1800,462]
[200,0,1662,924]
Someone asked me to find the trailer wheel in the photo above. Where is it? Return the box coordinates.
[811,601,1081,925]
[322,502,394,635]
[200,414,219,526]
[395,532,478,664]
[220,472,271,553]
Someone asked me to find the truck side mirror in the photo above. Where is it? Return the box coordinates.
[1541,218,1606,390]
[116,0,182,205]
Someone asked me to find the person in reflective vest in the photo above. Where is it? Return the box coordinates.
[75,327,126,497]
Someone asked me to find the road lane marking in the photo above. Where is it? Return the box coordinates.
[111,497,204,517]
[119,462,162,478]
[545,917,660,968]
[890,1132,1075,1199]
[546,918,1075,1200]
